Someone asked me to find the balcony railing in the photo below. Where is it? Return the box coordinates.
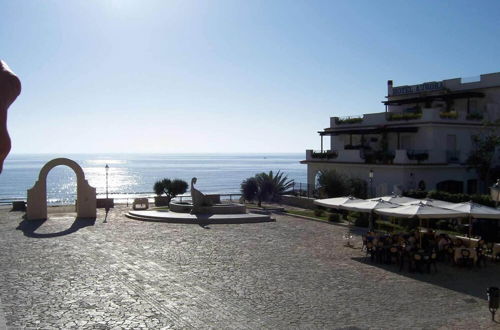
[361,150,395,164]
[446,150,460,163]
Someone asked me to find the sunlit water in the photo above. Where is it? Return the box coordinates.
[0,154,307,205]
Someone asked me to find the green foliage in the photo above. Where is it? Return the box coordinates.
[377,220,404,233]
[404,189,495,207]
[311,151,338,159]
[336,117,363,124]
[314,208,324,217]
[316,170,367,198]
[439,111,458,119]
[153,178,188,198]
[328,213,341,222]
[347,211,369,227]
[403,189,428,199]
[241,177,258,202]
[466,130,500,190]
[240,170,294,206]
[466,112,483,120]
[169,179,188,198]
[153,180,165,196]
[347,178,368,198]
[387,113,422,121]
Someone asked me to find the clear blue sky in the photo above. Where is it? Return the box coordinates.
[2,0,500,154]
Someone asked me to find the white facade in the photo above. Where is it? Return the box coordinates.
[303,72,500,196]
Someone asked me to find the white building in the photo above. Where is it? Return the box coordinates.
[302,72,500,196]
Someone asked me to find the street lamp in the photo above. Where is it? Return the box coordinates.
[369,169,374,198]
[105,164,109,200]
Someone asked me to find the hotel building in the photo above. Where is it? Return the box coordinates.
[302,72,500,196]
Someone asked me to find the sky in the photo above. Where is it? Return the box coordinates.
[2,0,500,154]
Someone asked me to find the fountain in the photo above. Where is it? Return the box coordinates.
[127,177,273,224]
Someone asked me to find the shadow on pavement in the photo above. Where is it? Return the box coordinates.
[352,256,500,301]
[16,217,96,238]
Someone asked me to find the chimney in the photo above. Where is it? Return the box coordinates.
[387,80,393,96]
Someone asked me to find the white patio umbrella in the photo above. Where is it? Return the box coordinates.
[314,196,365,209]
[370,195,420,205]
[444,201,500,239]
[375,202,468,245]
[401,198,456,209]
[340,198,400,231]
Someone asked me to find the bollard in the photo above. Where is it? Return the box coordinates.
[487,286,499,321]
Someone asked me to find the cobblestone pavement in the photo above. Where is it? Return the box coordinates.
[0,205,499,329]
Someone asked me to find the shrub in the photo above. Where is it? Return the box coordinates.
[403,189,428,199]
[314,208,324,217]
[336,117,363,124]
[241,177,258,202]
[377,220,404,233]
[347,178,368,198]
[440,111,458,119]
[466,112,483,120]
[241,170,294,206]
[347,211,369,227]
[387,113,422,121]
[328,213,341,222]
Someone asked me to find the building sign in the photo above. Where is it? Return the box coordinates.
[392,81,444,96]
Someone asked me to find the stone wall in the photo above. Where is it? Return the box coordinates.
[280,195,316,209]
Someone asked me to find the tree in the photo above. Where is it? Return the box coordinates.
[466,121,500,192]
[316,170,367,198]
[168,179,188,198]
[241,177,258,202]
[316,169,349,198]
[240,170,294,207]
[153,180,165,196]
[152,178,188,199]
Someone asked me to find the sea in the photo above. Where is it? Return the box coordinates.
[0,153,307,205]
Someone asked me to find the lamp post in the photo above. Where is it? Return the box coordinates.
[369,169,374,198]
[105,164,109,200]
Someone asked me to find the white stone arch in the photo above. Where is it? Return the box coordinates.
[27,158,96,220]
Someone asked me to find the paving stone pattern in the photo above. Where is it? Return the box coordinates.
[0,206,499,329]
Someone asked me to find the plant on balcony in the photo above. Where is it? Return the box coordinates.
[311,150,338,159]
[373,150,395,164]
[387,113,422,121]
[466,112,483,120]
[407,151,429,162]
[440,111,458,119]
[336,117,363,124]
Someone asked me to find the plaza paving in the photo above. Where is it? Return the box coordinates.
[0,205,499,329]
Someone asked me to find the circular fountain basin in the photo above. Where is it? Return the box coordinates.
[169,201,247,214]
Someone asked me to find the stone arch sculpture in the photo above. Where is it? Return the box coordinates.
[27,158,96,220]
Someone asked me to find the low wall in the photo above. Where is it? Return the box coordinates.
[280,195,316,209]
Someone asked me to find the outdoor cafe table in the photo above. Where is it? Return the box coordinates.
[453,248,477,264]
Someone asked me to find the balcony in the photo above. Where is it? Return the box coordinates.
[309,150,338,160]
[329,108,485,130]
[305,148,460,165]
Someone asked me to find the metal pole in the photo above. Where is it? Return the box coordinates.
[105,164,109,200]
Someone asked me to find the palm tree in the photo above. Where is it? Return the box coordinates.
[241,170,294,207]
